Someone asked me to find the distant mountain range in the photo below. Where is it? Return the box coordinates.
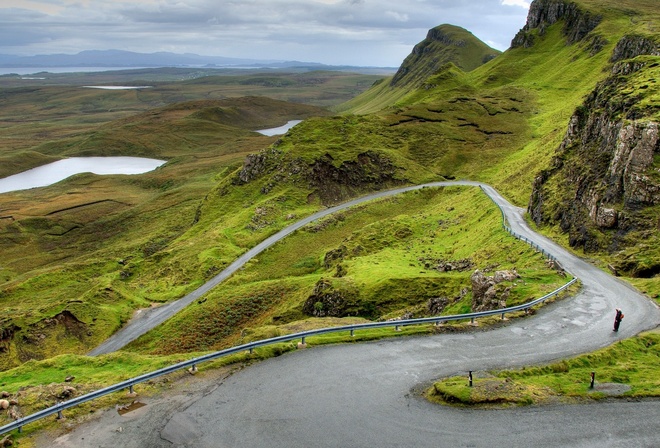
[0,49,390,71]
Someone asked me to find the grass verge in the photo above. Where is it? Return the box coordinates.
[428,330,660,408]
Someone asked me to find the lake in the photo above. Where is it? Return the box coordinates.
[82,86,153,90]
[256,120,302,136]
[0,157,166,194]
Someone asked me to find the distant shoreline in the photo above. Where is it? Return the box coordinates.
[0,65,397,77]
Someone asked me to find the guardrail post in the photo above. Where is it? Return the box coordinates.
[468,371,473,387]
[350,329,354,337]
[129,385,134,394]
[249,348,254,354]
[590,371,595,389]
[395,325,400,331]
[501,312,506,320]
[301,337,306,345]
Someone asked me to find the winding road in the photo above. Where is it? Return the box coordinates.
[61,182,660,447]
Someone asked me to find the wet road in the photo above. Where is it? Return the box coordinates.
[65,182,660,447]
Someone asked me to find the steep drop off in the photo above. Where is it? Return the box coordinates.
[529,34,659,276]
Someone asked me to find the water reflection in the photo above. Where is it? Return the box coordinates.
[0,157,166,194]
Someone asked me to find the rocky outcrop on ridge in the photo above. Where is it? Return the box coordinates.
[529,33,660,276]
[235,143,404,206]
[511,0,602,48]
[471,269,520,312]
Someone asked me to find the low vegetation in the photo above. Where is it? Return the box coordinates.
[428,330,660,407]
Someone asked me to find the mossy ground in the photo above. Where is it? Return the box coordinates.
[429,330,660,407]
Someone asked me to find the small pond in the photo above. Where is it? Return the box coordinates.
[256,120,302,136]
[0,157,166,194]
[82,86,153,90]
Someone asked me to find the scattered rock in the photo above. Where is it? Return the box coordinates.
[65,376,75,383]
[323,245,346,268]
[428,297,450,315]
[7,407,20,421]
[387,311,414,322]
[57,386,76,399]
[0,400,8,410]
[471,269,519,312]
[302,278,357,317]
[419,257,474,272]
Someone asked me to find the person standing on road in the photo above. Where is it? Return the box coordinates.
[613,308,624,332]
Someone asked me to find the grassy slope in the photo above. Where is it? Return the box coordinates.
[343,23,623,205]
[0,96,330,370]
[389,24,501,88]
[127,187,565,354]
[334,24,500,115]
[430,330,660,406]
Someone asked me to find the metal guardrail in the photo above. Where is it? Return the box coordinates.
[0,277,575,436]
[479,185,559,263]
[0,184,578,436]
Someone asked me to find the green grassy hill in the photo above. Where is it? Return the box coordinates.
[390,24,500,87]
[0,0,658,393]
[335,24,501,115]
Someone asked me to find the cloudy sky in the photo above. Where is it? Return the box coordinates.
[1,0,531,67]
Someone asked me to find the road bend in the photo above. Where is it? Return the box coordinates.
[66,182,660,447]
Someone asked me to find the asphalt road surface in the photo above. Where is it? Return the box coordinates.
[57,182,659,447]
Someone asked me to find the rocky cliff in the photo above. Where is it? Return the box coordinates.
[529,31,660,277]
[511,0,602,48]
[235,143,404,206]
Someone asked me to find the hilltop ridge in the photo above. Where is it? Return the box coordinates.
[390,24,500,88]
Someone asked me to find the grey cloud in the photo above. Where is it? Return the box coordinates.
[0,0,528,66]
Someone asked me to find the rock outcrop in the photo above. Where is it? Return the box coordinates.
[235,131,405,205]
[470,269,520,312]
[529,32,660,276]
[511,0,601,48]
[302,279,357,318]
[306,151,402,205]
[610,35,660,62]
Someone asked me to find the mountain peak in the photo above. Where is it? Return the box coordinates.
[390,24,500,88]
